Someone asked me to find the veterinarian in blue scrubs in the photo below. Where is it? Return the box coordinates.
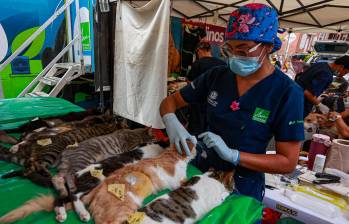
[160,3,304,202]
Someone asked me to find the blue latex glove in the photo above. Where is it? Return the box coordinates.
[199,131,240,166]
[162,113,197,156]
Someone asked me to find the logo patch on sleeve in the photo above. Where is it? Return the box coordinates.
[207,90,218,107]
[252,107,270,124]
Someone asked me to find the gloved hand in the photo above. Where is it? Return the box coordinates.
[162,113,197,156]
[328,112,342,122]
[199,132,240,166]
[316,103,330,114]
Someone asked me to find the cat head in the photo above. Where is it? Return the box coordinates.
[130,127,156,143]
[207,169,235,192]
[116,118,129,129]
[82,112,114,125]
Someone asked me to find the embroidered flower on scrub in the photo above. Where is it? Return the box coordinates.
[230,101,240,111]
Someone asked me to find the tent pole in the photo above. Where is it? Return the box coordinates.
[95,0,104,112]
[284,29,292,65]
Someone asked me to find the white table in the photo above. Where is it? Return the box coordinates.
[263,188,349,224]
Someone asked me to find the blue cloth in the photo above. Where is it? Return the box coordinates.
[187,57,226,136]
[181,66,304,199]
[225,3,281,52]
[295,62,334,117]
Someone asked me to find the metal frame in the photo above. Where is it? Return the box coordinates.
[74,0,84,73]
[137,0,346,30]
[66,2,74,62]
[18,36,80,97]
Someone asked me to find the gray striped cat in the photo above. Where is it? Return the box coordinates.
[13,113,116,151]
[136,171,234,224]
[51,127,155,204]
[0,120,123,186]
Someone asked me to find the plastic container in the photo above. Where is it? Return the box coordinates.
[313,154,326,173]
[308,134,331,170]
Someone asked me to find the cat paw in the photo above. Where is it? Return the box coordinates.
[55,207,67,223]
[56,214,67,223]
[9,145,19,153]
[78,211,91,222]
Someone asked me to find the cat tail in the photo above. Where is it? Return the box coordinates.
[81,185,99,205]
[26,172,53,188]
[2,170,52,188]
[1,170,24,179]
[0,134,18,144]
[0,147,12,163]
[0,178,97,223]
[0,195,74,223]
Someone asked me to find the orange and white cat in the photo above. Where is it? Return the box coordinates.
[89,145,196,223]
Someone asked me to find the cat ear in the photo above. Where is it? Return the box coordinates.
[208,170,235,191]
[222,171,235,192]
[104,109,111,116]
[146,126,153,137]
[118,118,129,129]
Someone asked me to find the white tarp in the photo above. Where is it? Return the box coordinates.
[113,0,170,129]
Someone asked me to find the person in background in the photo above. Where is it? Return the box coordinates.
[326,56,349,97]
[187,42,226,81]
[160,3,304,202]
[186,42,226,136]
[296,55,349,118]
[328,112,349,138]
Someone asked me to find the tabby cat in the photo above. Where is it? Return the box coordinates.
[5,109,101,135]
[137,171,234,224]
[54,141,167,222]
[0,145,195,224]
[1,121,123,186]
[52,128,155,201]
[15,112,117,149]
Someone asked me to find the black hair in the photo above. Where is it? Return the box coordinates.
[334,55,349,69]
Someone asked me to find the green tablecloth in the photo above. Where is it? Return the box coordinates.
[0,97,84,130]
[0,161,263,224]
[0,97,263,223]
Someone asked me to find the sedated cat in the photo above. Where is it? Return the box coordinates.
[0,142,168,223]
[12,112,117,152]
[54,141,167,222]
[5,109,101,136]
[87,145,196,224]
[0,121,123,186]
[136,171,234,224]
[51,128,155,220]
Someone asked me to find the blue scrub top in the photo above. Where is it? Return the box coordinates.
[180,65,304,169]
